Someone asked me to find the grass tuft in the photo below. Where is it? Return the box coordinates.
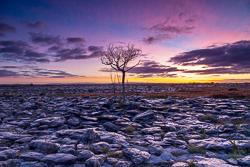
[188,145,206,154]
[125,126,134,133]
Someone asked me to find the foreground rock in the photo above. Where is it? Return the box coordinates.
[123,148,151,165]
[41,153,76,165]
[0,84,250,166]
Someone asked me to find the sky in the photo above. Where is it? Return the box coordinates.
[0,0,250,84]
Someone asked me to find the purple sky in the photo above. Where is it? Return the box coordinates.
[0,0,250,83]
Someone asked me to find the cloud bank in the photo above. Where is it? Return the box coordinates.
[170,40,250,74]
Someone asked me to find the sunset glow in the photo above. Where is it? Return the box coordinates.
[0,0,250,84]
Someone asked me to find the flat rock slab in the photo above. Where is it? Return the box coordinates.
[0,149,18,161]
[41,153,76,165]
[189,137,232,150]
[132,110,154,121]
[193,156,235,167]
[85,154,106,167]
[123,148,151,165]
[114,160,133,167]
[28,140,60,154]
[237,155,250,165]
[19,152,45,161]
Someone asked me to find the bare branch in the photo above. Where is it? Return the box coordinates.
[125,59,141,72]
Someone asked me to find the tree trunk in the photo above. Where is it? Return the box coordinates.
[122,71,125,102]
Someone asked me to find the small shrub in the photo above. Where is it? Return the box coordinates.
[226,153,244,159]
[159,131,165,139]
[125,126,134,133]
[200,131,206,139]
[100,146,109,153]
[188,145,206,154]
[187,158,195,167]
[119,101,124,107]
[229,140,248,157]
[202,114,218,123]
[171,151,184,157]
[108,151,124,158]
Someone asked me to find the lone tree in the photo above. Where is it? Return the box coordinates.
[101,43,142,101]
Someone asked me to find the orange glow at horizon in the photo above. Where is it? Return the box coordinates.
[1,74,250,84]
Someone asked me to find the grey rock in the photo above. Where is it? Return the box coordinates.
[0,149,18,161]
[114,160,133,167]
[33,117,65,128]
[192,156,235,167]
[0,159,19,166]
[90,142,110,154]
[106,157,118,165]
[163,138,187,146]
[141,127,162,134]
[161,124,177,132]
[85,154,106,167]
[148,144,163,156]
[14,137,33,143]
[171,162,189,167]
[164,132,177,138]
[97,115,119,121]
[132,110,154,121]
[237,155,250,165]
[77,150,95,161]
[100,132,128,145]
[82,128,100,143]
[226,158,238,165]
[67,117,80,126]
[123,148,151,165]
[147,155,167,165]
[189,137,232,150]
[0,132,30,141]
[58,144,76,155]
[103,122,118,132]
[28,140,60,154]
[19,152,45,161]
[41,153,76,165]
[160,152,176,161]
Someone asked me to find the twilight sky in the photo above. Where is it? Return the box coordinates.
[0,0,250,84]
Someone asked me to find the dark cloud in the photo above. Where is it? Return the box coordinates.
[170,40,250,74]
[27,21,47,28]
[0,66,84,78]
[29,32,62,45]
[0,69,19,77]
[100,60,183,78]
[0,40,50,63]
[88,45,103,52]
[143,13,196,44]
[66,37,86,43]
[0,66,19,68]
[48,46,61,52]
[143,34,171,45]
[129,60,183,74]
[53,46,102,62]
[36,58,51,63]
[149,24,194,34]
[0,22,16,36]
[20,20,47,28]
[34,69,83,78]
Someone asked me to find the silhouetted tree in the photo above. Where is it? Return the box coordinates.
[101,43,141,101]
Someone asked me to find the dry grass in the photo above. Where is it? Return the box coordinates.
[145,86,250,99]
[188,145,206,154]
[45,86,250,99]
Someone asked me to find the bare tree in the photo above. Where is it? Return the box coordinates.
[101,43,141,101]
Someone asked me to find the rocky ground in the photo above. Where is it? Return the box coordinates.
[0,85,250,167]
